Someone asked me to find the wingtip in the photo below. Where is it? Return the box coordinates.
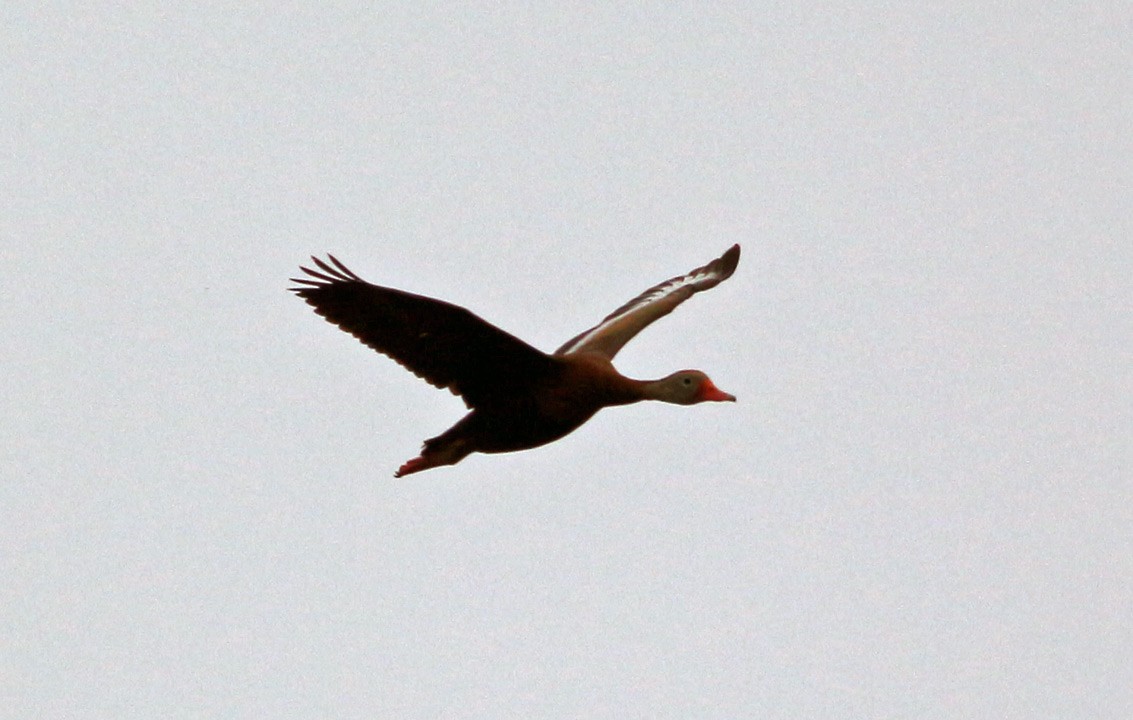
[718,244,741,278]
[291,253,364,288]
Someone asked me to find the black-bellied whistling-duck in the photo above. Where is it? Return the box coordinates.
[290,245,739,477]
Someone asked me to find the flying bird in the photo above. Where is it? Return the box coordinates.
[290,245,740,477]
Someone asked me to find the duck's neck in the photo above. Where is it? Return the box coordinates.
[621,376,680,404]
[564,354,671,406]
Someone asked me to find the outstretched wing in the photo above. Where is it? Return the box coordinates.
[555,244,740,359]
[290,255,559,409]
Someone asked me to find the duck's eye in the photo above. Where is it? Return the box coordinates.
[682,377,692,386]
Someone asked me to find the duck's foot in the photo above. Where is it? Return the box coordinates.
[394,456,429,478]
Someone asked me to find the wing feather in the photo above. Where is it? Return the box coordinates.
[555,244,740,358]
[290,255,558,409]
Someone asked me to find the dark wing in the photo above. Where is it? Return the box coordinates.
[290,255,559,409]
[555,244,740,359]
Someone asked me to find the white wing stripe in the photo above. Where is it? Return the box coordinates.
[556,263,726,355]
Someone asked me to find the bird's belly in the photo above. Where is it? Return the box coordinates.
[472,403,600,454]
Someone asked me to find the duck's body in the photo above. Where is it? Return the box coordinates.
[290,245,739,476]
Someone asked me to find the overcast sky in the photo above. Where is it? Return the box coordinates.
[3,4,1130,718]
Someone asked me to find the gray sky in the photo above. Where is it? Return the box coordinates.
[3,4,1130,718]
